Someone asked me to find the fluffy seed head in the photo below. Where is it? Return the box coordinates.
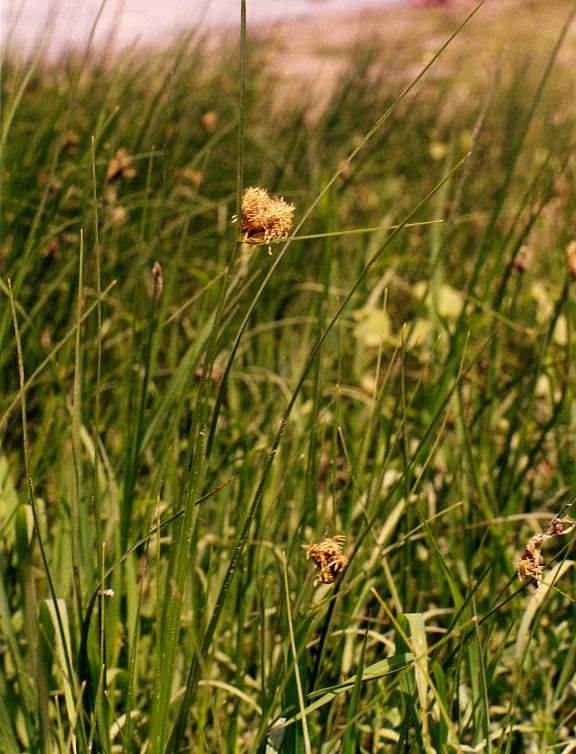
[241,186,295,243]
[302,535,348,586]
[106,148,136,182]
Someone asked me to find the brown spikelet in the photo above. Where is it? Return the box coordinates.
[240,186,295,243]
[152,261,163,303]
[106,148,137,182]
[517,508,575,585]
[201,110,219,132]
[302,536,348,586]
[512,244,534,273]
[566,240,576,280]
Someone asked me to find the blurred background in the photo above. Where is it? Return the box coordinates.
[4,0,458,56]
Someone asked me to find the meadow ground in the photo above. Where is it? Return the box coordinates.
[1,1,576,752]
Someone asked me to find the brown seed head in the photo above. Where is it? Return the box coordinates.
[241,186,295,243]
[302,535,348,586]
[106,148,137,182]
[178,167,203,188]
[201,111,219,132]
[65,130,80,154]
[194,363,223,385]
[566,240,576,280]
[152,261,163,303]
[517,509,576,585]
[512,244,534,274]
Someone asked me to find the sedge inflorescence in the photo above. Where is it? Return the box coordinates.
[566,240,576,280]
[302,536,348,586]
[240,186,295,243]
[517,509,575,585]
[106,148,136,182]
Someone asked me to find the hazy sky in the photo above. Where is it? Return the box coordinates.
[2,0,402,54]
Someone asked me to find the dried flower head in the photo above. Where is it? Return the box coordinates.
[0,235,13,274]
[240,186,295,243]
[201,110,219,132]
[106,148,137,182]
[42,237,61,259]
[566,240,576,280]
[111,206,127,226]
[178,167,203,188]
[38,171,62,196]
[512,244,534,274]
[65,130,80,154]
[302,536,348,586]
[194,363,223,385]
[517,508,576,585]
[152,261,163,303]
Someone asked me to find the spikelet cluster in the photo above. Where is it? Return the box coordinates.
[241,186,295,243]
[517,509,575,585]
[566,240,576,280]
[512,244,534,273]
[302,536,348,586]
[106,148,136,182]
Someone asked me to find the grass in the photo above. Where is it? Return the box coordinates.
[1,1,576,751]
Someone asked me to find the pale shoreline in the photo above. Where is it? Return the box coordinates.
[1,0,403,58]
[3,0,574,108]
